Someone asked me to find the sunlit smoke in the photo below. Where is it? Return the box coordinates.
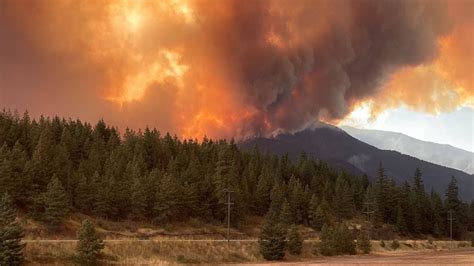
[0,0,472,139]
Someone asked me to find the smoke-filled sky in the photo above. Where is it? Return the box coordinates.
[0,0,472,142]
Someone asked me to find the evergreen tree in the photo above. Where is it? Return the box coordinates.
[154,173,183,222]
[445,176,462,238]
[333,223,356,255]
[254,165,274,215]
[319,223,355,256]
[130,177,148,219]
[287,226,303,255]
[74,173,95,213]
[319,223,334,256]
[333,176,354,220]
[395,205,407,235]
[0,193,25,265]
[258,214,287,261]
[76,219,104,265]
[279,199,293,227]
[308,196,329,231]
[41,176,69,229]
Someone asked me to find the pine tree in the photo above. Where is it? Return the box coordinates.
[445,176,462,238]
[319,223,334,256]
[319,223,355,256]
[130,177,148,219]
[287,226,303,255]
[395,205,407,235]
[0,193,25,265]
[154,173,183,222]
[333,223,356,255]
[279,199,293,227]
[41,176,69,229]
[333,176,354,220]
[74,173,95,213]
[308,195,328,231]
[76,219,104,265]
[258,214,287,261]
[308,194,319,229]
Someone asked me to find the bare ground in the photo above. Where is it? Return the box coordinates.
[276,249,474,265]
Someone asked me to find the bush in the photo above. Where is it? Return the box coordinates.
[380,240,386,248]
[390,240,400,250]
[357,233,371,254]
[287,226,303,255]
[320,223,356,256]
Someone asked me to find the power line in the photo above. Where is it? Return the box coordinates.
[363,200,375,240]
[225,190,234,243]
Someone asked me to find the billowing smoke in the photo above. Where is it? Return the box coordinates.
[0,0,472,138]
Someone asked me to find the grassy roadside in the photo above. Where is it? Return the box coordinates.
[20,215,473,264]
[23,239,473,265]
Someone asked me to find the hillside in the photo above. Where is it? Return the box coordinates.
[342,126,474,174]
[240,124,474,201]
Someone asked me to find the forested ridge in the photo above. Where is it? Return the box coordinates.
[0,110,473,238]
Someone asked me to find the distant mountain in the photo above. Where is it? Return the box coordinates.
[240,124,474,201]
[341,126,474,174]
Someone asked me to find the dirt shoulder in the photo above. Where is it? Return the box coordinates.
[296,249,474,265]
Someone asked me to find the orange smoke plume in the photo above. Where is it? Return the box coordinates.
[0,0,472,139]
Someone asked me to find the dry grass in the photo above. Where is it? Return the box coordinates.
[24,239,472,265]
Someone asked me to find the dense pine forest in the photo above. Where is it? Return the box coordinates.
[0,110,473,239]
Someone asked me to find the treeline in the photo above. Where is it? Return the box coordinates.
[0,110,473,238]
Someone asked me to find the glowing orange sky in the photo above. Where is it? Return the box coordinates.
[0,0,472,139]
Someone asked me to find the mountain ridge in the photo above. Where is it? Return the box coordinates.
[341,126,474,174]
[239,124,474,201]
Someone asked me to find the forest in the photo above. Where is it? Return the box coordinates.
[0,109,473,239]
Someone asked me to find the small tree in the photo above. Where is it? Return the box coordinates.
[391,239,400,250]
[0,193,25,265]
[319,223,334,256]
[76,219,104,265]
[357,233,371,254]
[258,215,287,260]
[287,226,303,255]
[42,176,69,229]
[333,223,356,255]
[319,223,355,256]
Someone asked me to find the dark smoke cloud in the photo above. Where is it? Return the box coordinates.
[0,0,468,138]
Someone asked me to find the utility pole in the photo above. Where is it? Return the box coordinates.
[226,190,234,243]
[447,210,455,249]
[363,200,375,240]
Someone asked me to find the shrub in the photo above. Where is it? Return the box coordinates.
[390,240,400,250]
[320,223,356,256]
[287,226,303,255]
[357,233,371,254]
[380,240,386,248]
